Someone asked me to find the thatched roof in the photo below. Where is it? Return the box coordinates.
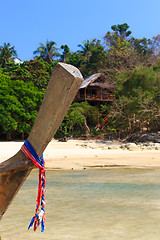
[80,73,102,89]
[79,73,114,90]
[90,82,114,90]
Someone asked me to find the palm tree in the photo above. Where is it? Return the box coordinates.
[60,45,70,62]
[33,40,60,63]
[0,43,17,67]
[78,40,95,59]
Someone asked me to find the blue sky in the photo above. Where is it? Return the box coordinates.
[1,0,160,61]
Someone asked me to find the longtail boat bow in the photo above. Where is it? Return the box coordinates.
[0,63,83,222]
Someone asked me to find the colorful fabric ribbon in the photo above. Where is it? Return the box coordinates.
[21,140,46,232]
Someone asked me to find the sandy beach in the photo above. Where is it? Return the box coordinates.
[0,139,160,170]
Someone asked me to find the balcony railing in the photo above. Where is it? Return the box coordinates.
[76,93,115,101]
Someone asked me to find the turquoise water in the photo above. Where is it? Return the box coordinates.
[1,168,160,240]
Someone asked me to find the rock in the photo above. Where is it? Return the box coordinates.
[108,145,120,150]
[146,147,153,150]
[127,132,160,143]
[120,144,126,150]
[125,143,140,151]
[153,143,160,148]
[145,143,160,150]
[81,143,88,148]
[155,146,160,150]
[102,146,109,150]
[137,132,160,143]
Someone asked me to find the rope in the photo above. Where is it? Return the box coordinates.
[21,140,46,232]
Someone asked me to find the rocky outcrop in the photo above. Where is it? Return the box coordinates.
[128,132,160,143]
[124,143,140,151]
[79,138,160,151]
[108,145,120,150]
[119,142,160,151]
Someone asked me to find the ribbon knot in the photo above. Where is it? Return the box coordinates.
[21,140,46,232]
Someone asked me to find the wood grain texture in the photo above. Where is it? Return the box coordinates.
[0,63,83,219]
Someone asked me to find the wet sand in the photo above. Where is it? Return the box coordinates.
[0,139,160,170]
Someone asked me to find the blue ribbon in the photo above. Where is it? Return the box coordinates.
[24,140,44,167]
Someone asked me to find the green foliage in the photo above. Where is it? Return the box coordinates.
[153,60,160,72]
[108,39,137,69]
[122,66,157,96]
[67,39,108,76]
[104,23,156,70]
[67,52,83,69]
[55,102,99,138]
[60,45,70,62]
[77,40,95,58]
[0,71,44,139]
[1,23,160,139]
[129,37,154,62]
[0,43,17,67]
[2,59,55,90]
[109,66,160,133]
[111,23,132,39]
[104,23,132,49]
[80,40,108,76]
[33,40,60,63]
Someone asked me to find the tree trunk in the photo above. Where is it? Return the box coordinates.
[84,117,90,138]
[6,132,12,141]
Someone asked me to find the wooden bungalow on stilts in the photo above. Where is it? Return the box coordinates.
[74,73,115,105]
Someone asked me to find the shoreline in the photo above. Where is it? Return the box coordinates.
[0,139,160,170]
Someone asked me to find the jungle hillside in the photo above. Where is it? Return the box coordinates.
[0,23,160,140]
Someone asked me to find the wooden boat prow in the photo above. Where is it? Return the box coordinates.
[0,62,83,220]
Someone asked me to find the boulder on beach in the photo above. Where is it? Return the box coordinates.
[108,145,120,150]
[128,132,160,143]
[140,142,160,150]
[125,143,140,151]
